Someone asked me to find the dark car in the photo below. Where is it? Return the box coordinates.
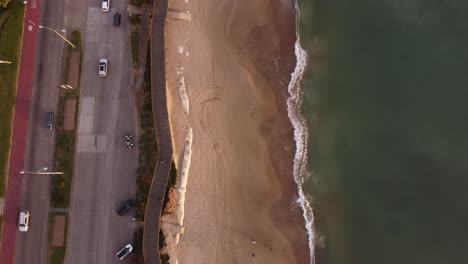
[44,112,54,131]
[113,12,121,27]
[117,199,135,216]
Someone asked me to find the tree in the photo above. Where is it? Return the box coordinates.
[0,0,12,8]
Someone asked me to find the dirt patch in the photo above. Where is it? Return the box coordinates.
[51,215,66,247]
[63,98,76,131]
[163,188,175,214]
[135,86,146,111]
[66,51,81,89]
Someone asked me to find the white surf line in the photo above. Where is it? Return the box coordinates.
[286,2,316,264]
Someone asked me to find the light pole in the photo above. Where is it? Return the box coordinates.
[0,60,12,64]
[20,167,64,175]
[38,25,76,49]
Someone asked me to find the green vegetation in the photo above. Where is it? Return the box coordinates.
[130,0,144,7]
[49,246,65,264]
[131,227,144,263]
[51,30,83,208]
[0,1,25,196]
[168,161,177,188]
[0,0,11,8]
[158,229,166,249]
[162,161,177,212]
[129,14,141,25]
[51,129,75,207]
[131,31,139,66]
[47,213,68,264]
[160,253,170,264]
[135,44,158,220]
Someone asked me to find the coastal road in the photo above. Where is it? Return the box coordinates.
[64,0,139,263]
[143,0,173,263]
[14,0,67,262]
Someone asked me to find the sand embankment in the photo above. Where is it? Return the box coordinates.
[165,0,310,263]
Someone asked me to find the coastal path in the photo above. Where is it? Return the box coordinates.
[143,0,173,263]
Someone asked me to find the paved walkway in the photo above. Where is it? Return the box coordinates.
[0,0,41,263]
[143,0,172,263]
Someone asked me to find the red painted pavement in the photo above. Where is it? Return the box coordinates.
[0,0,40,263]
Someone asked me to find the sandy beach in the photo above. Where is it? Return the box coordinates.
[163,0,310,263]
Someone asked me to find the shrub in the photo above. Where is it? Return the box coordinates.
[158,230,166,249]
[129,14,141,25]
[160,254,170,264]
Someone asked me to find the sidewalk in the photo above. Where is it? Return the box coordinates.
[0,0,41,263]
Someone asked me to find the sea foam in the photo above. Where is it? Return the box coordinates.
[287,2,315,263]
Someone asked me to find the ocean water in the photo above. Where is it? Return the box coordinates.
[293,1,468,263]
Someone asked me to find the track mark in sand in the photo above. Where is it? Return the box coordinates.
[213,141,222,152]
[197,93,223,137]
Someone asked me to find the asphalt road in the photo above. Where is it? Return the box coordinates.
[63,1,139,264]
[14,0,66,262]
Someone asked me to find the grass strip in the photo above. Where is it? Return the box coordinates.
[131,227,144,263]
[47,213,68,264]
[49,247,65,264]
[132,42,157,263]
[135,43,158,221]
[51,30,82,208]
[131,30,139,67]
[0,1,25,196]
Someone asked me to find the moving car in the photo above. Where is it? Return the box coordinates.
[44,112,54,131]
[116,244,133,260]
[18,210,30,232]
[113,12,121,27]
[98,58,108,77]
[117,199,135,216]
[102,0,110,12]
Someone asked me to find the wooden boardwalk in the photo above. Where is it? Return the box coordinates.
[143,0,172,263]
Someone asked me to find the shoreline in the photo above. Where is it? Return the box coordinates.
[163,0,310,263]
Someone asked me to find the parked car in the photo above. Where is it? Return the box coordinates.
[113,12,121,27]
[116,244,133,260]
[18,210,30,232]
[44,112,54,131]
[98,58,108,77]
[102,0,110,12]
[117,199,135,216]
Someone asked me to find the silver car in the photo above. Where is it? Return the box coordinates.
[18,210,30,232]
[98,58,108,77]
[102,0,110,12]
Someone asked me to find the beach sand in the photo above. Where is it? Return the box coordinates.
[164,0,310,263]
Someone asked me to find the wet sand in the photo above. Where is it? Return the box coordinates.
[164,0,310,262]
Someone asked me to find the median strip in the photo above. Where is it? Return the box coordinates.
[47,29,83,264]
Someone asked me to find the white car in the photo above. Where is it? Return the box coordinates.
[102,0,110,12]
[18,210,30,232]
[98,58,108,77]
[116,244,133,260]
